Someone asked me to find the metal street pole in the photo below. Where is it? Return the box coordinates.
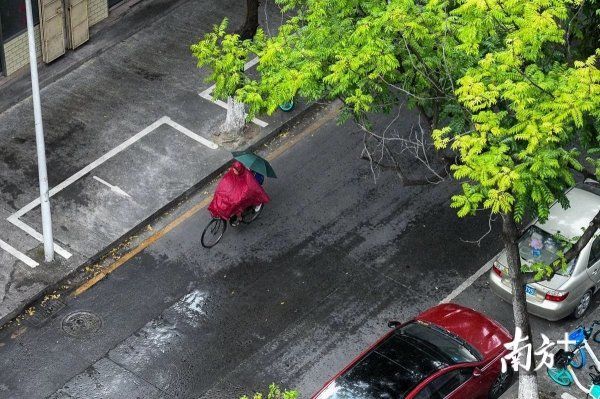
[25,0,54,262]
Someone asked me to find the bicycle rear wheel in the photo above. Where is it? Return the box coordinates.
[593,329,600,344]
[547,367,573,386]
[570,346,585,369]
[201,218,227,248]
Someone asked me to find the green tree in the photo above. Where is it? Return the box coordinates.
[238,0,262,41]
[239,383,299,399]
[192,1,600,397]
[431,1,600,396]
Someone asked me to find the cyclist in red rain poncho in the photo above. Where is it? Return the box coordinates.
[208,161,270,223]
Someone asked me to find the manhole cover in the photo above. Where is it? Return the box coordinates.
[61,311,102,337]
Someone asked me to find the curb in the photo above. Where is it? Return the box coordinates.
[0,100,327,328]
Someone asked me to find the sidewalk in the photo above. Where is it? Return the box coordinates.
[500,378,576,399]
[0,0,309,326]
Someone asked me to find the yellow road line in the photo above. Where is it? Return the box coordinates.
[72,196,212,296]
[72,102,340,297]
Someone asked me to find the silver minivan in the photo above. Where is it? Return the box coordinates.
[489,185,600,321]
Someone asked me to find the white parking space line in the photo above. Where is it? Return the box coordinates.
[0,238,38,268]
[12,117,169,219]
[198,57,269,128]
[7,216,73,260]
[439,257,496,304]
[5,116,215,265]
[164,118,219,149]
[561,394,577,399]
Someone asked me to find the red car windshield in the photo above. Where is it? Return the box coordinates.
[315,322,479,399]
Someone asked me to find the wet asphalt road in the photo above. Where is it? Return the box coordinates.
[0,113,505,399]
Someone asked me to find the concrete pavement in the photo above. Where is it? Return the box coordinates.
[0,0,307,326]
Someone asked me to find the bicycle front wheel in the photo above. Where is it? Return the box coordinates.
[547,367,573,386]
[201,218,227,248]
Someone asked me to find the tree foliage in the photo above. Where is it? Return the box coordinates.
[239,383,299,399]
[192,1,599,397]
[191,1,600,271]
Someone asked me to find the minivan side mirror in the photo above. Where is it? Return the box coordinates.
[388,320,401,328]
[472,368,483,377]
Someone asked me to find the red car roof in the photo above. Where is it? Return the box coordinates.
[416,303,512,359]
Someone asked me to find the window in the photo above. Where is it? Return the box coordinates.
[414,368,473,399]
[314,323,479,399]
[108,0,123,8]
[589,236,600,267]
[519,225,575,276]
[0,0,39,40]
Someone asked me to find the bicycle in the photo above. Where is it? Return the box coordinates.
[548,348,578,386]
[566,321,600,369]
[548,349,600,398]
[200,204,264,248]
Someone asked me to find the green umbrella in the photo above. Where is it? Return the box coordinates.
[232,151,277,178]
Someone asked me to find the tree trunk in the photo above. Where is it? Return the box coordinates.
[237,0,260,40]
[501,213,539,399]
[220,96,246,139]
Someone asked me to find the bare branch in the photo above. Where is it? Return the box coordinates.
[460,213,497,247]
[357,107,449,186]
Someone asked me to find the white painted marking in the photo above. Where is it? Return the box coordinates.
[13,117,169,219]
[197,57,269,128]
[7,216,72,259]
[93,176,132,199]
[251,117,269,128]
[561,394,578,399]
[439,257,496,304]
[0,238,39,268]
[7,116,215,261]
[245,57,259,70]
[199,86,214,99]
[164,118,218,149]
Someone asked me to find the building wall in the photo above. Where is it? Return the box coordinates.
[1,0,109,77]
[3,26,41,76]
[88,0,109,27]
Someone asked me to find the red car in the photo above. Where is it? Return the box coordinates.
[312,304,513,399]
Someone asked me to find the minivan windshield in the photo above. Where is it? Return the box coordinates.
[519,225,574,276]
[315,322,479,399]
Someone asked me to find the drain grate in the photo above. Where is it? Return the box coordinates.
[25,299,66,327]
[61,311,102,337]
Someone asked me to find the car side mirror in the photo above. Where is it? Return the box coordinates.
[388,320,401,328]
[472,368,483,377]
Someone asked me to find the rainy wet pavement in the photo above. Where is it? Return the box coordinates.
[0,111,506,398]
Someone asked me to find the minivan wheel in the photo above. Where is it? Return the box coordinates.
[489,368,513,399]
[573,290,592,319]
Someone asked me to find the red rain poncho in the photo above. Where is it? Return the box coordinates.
[208,161,270,220]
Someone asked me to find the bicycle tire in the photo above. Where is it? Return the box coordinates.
[201,218,227,248]
[571,346,586,369]
[242,204,263,224]
[593,329,600,344]
[547,368,573,386]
